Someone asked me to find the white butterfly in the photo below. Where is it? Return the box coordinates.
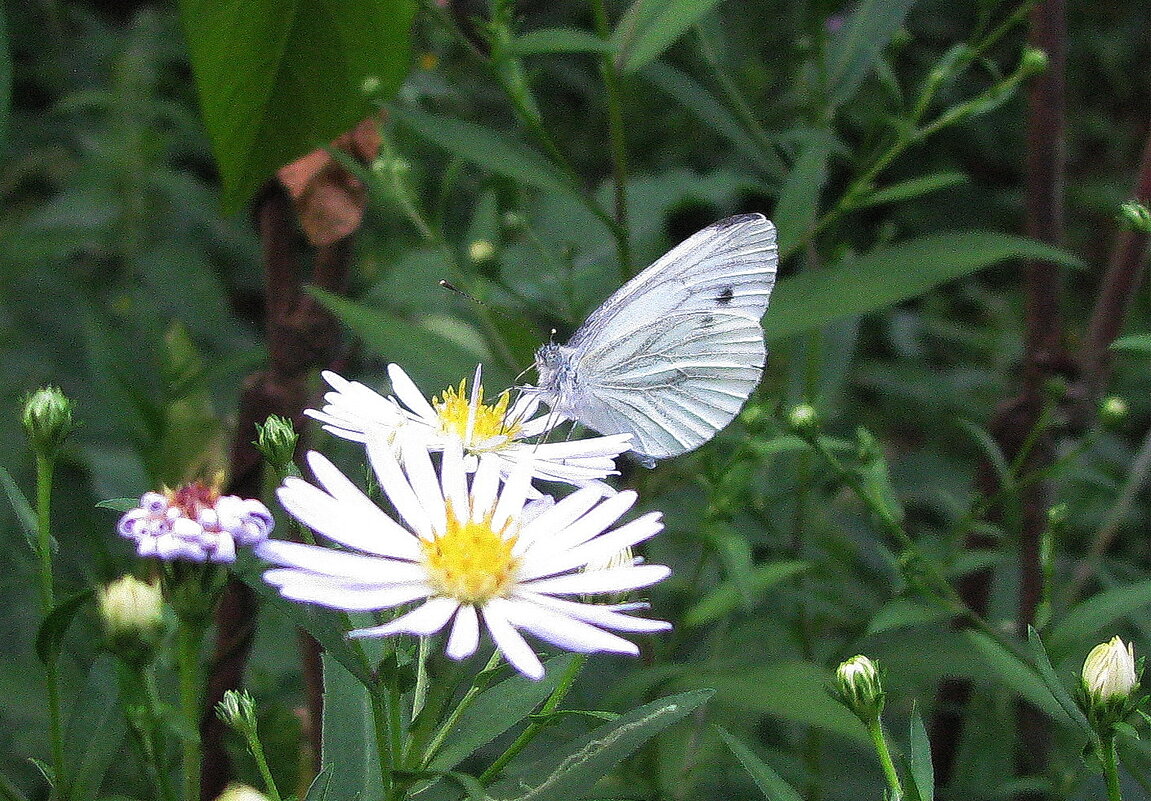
[533,213,778,461]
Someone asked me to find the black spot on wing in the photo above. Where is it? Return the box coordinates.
[716,286,734,305]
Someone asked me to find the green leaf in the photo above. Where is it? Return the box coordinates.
[774,128,834,259]
[764,232,1084,342]
[683,561,808,628]
[0,770,29,801]
[855,172,967,209]
[177,0,416,213]
[612,0,724,73]
[640,61,783,177]
[428,655,578,771]
[824,0,917,109]
[716,726,804,801]
[1111,333,1151,354]
[907,708,933,801]
[1026,627,1091,734]
[302,769,332,801]
[953,418,1010,486]
[62,656,127,801]
[0,0,9,149]
[96,497,139,512]
[510,27,615,56]
[320,653,382,800]
[962,630,1066,723]
[489,689,714,801]
[0,466,39,554]
[36,589,94,665]
[865,598,951,635]
[1047,580,1151,659]
[390,105,573,194]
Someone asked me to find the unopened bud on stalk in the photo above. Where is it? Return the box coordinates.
[468,240,497,264]
[787,403,819,434]
[835,655,884,722]
[1099,396,1129,428]
[360,75,382,96]
[98,575,164,666]
[1019,47,1049,75]
[1118,201,1151,234]
[255,415,299,477]
[214,784,269,801]
[216,689,258,736]
[22,386,77,460]
[1083,636,1138,704]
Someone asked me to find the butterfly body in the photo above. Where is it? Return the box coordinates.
[533,213,778,460]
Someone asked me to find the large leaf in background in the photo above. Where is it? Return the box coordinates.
[390,106,574,195]
[773,127,834,258]
[716,726,804,801]
[824,0,918,110]
[764,232,1083,342]
[612,0,723,73]
[0,1,9,148]
[1046,579,1151,659]
[320,654,382,801]
[489,689,713,801]
[178,0,415,213]
[61,657,127,801]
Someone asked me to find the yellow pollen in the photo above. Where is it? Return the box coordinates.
[421,511,519,604]
[433,378,522,450]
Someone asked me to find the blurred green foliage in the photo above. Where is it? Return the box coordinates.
[1,0,1150,799]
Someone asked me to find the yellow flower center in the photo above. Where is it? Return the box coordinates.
[433,379,522,451]
[420,510,520,604]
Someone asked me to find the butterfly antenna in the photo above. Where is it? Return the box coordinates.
[439,280,537,337]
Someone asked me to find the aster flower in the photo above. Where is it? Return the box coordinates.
[257,434,671,680]
[306,364,632,488]
[118,483,273,563]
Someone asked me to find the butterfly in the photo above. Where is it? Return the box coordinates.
[533,213,778,461]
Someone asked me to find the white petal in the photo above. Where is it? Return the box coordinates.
[265,570,432,611]
[445,604,480,660]
[502,598,639,655]
[440,442,469,520]
[401,436,446,534]
[516,592,671,633]
[469,454,501,523]
[515,486,605,553]
[525,490,638,558]
[523,564,670,595]
[349,596,459,638]
[491,456,533,534]
[366,428,432,538]
[482,599,543,680]
[256,540,425,582]
[526,434,633,459]
[389,363,439,425]
[519,512,663,580]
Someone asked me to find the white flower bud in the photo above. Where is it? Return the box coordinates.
[213,784,269,801]
[836,654,884,721]
[98,575,165,665]
[1083,636,1137,702]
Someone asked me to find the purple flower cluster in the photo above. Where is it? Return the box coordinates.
[118,483,273,563]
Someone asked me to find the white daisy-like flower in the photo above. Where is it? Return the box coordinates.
[256,434,671,680]
[117,483,273,563]
[306,364,632,488]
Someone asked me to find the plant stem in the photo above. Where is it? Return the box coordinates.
[479,655,587,783]
[590,0,631,278]
[370,678,396,801]
[419,652,502,769]
[177,620,204,801]
[246,728,283,801]
[1103,736,1123,801]
[868,718,903,799]
[34,453,65,796]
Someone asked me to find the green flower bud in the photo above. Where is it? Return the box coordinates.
[216,689,258,736]
[1019,47,1049,75]
[835,655,885,722]
[360,75,382,96]
[468,240,497,264]
[98,575,165,666]
[787,403,819,434]
[1099,396,1129,427]
[22,386,77,460]
[254,415,299,475]
[1118,201,1151,234]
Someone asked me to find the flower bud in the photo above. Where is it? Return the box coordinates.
[216,689,258,736]
[1083,636,1137,703]
[1099,396,1129,428]
[835,655,884,721]
[360,75,382,96]
[1119,201,1151,234]
[213,784,269,801]
[21,386,77,460]
[1019,47,1049,75]
[254,415,299,476]
[468,240,497,264]
[787,403,819,434]
[582,546,636,605]
[98,575,165,666]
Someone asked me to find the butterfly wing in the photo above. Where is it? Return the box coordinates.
[543,213,777,459]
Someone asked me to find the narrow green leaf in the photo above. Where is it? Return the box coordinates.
[953,418,1011,486]
[428,655,578,771]
[490,689,714,801]
[36,589,94,665]
[962,630,1066,723]
[612,0,724,73]
[0,0,9,148]
[716,726,804,801]
[1111,333,1151,354]
[825,0,918,109]
[510,27,615,56]
[774,128,834,259]
[907,708,933,801]
[302,769,332,801]
[320,654,381,800]
[1047,580,1151,659]
[390,105,573,194]
[1026,627,1092,734]
[865,598,951,635]
[855,172,967,209]
[683,561,809,628]
[0,466,38,553]
[178,0,417,213]
[0,770,29,801]
[764,233,1083,342]
[95,497,139,512]
[640,61,783,176]
[62,657,127,801]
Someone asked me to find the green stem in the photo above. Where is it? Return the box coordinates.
[176,620,204,801]
[245,728,283,801]
[370,679,396,801]
[867,718,903,799]
[590,0,630,278]
[419,652,502,769]
[479,655,587,784]
[34,454,65,796]
[1103,736,1123,801]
